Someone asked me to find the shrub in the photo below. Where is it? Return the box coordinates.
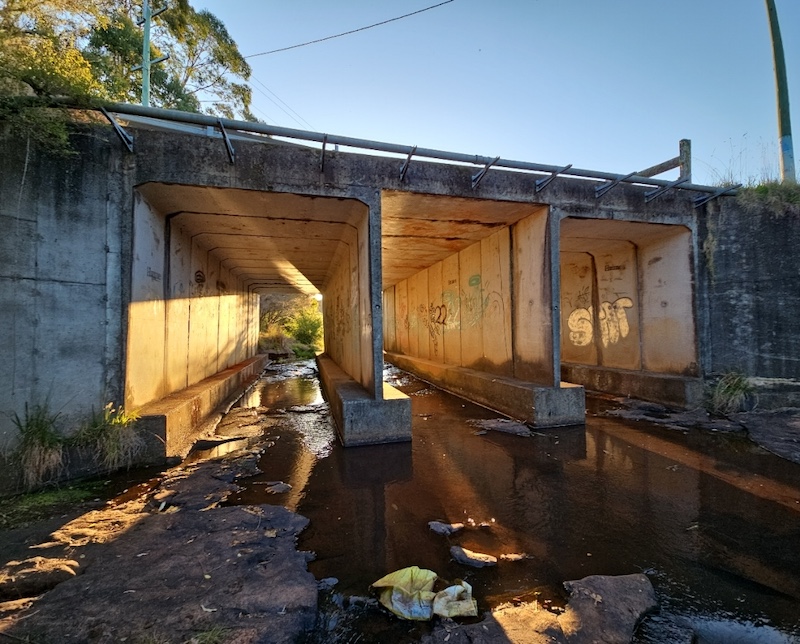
[11,403,64,491]
[286,306,323,347]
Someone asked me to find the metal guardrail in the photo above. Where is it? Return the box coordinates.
[98,101,737,202]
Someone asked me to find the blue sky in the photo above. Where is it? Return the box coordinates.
[193,1,799,186]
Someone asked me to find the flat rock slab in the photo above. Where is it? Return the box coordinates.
[0,455,318,644]
[734,409,800,465]
[422,573,656,644]
[559,573,657,643]
[0,557,79,600]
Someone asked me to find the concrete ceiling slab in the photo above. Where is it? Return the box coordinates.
[380,190,547,287]
[137,183,365,294]
[561,217,689,249]
[137,183,551,295]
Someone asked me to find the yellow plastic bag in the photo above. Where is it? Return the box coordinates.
[372,567,479,620]
[371,566,438,620]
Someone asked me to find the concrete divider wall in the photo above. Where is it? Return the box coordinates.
[324,238,362,386]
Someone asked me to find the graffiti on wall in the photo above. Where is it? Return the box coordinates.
[413,274,506,357]
[567,297,634,348]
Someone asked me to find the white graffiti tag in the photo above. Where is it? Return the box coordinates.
[567,297,634,347]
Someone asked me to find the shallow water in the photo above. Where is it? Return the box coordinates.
[227,362,800,642]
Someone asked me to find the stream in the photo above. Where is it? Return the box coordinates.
[223,360,800,643]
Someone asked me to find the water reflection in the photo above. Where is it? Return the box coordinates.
[231,364,800,640]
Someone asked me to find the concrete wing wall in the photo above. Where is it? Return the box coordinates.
[0,129,130,448]
[702,197,800,382]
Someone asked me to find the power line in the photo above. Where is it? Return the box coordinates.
[244,0,455,59]
[250,76,316,130]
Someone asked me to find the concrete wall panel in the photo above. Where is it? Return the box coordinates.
[407,272,421,358]
[165,299,190,393]
[126,300,167,408]
[458,242,483,368]
[131,193,166,302]
[640,230,697,375]
[560,252,598,365]
[0,278,36,448]
[594,241,640,370]
[386,287,397,354]
[480,229,512,375]
[442,253,462,366]
[427,261,444,361]
[396,280,410,355]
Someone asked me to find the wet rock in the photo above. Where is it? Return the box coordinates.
[2,479,318,643]
[428,520,464,536]
[733,408,800,464]
[468,418,532,437]
[259,481,292,494]
[450,546,497,568]
[0,557,79,600]
[318,577,338,591]
[558,573,657,643]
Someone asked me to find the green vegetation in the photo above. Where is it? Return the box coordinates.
[286,307,323,347]
[0,0,254,152]
[707,371,756,416]
[190,626,230,644]
[259,294,324,359]
[0,480,106,530]
[11,402,64,491]
[4,400,143,492]
[72,403,144,472]
[737,181,800,217]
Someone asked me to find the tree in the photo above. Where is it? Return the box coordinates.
[1,0,254,121]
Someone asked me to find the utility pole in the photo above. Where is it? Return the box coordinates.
[765,0,796,183]
[133,0,169,107]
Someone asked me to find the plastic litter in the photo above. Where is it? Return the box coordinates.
[371,566,479,620]
[432,580,478,618]
[372,566,437,620]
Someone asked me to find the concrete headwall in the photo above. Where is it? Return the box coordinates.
[383,210,554,383]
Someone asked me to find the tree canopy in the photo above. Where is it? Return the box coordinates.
[0,0,254,119]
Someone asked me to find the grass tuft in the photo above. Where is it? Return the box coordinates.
[11,403,64,491]
[72,403,144,472]
[707,371,756,416]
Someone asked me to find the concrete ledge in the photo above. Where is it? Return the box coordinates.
[561,363,704,408]
[316,353,411,446]
[137,354,270,461]
[385,352,585,427]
